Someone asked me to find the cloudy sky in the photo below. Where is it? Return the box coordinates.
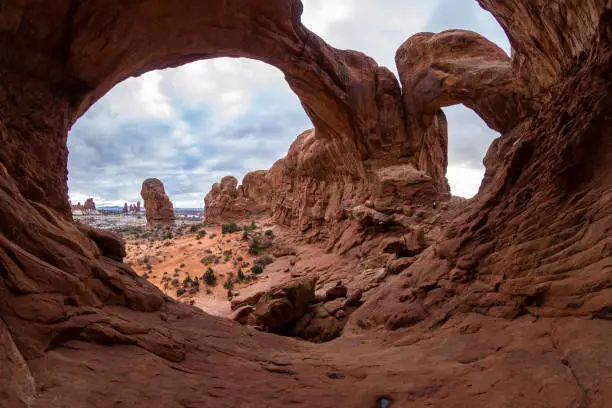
[67,0,510,208]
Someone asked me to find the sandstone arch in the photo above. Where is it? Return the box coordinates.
[1,0,408,216]
[1,1,611,406]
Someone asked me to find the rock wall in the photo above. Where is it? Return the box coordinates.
[0,1,611,406]
[206,129,440,243]
[140,178,175,226]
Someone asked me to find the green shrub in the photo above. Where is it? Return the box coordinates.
[196,230,207,239]
[189,224,201,233]
[163,231,173,240]
[203,268,217,286]
[248,235,272,255]
[176,288,185,297]
[223,280,234,290]
[254,256,273,267]
[143,256,149,264]
[237,268,245,282]
[142,272,149,279]
[221,222,241,234]
[200,254,218,265]
[180,263,185,268]
[182,276,193,287]
[251,265,264,275]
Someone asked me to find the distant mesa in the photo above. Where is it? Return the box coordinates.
[140,178,175,226]
[70,197,100,215]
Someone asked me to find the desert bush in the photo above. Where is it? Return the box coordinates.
[171,278,179,286]
[189,224,201,233]
[248,234,272,255]
[200,254,217,265]
[251,265,263,275]
[221,222,241,234]
[223,280,234,290]
[210,233,217,239]
[182,276,193,287]
[196,231,206,239]
[142,272,149,279]
[180,263,185,268]
[254,256,273,267]
[176,288,185,297]
[237,268,245,282]
[203,268,217,286]
[163,231,173,240]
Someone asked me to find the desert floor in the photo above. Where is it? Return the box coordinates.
[125,223,296,317]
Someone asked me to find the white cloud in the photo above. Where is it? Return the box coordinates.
[447,165,485,198]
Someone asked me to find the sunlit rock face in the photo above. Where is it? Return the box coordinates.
[0,1,611,407]
[140,178,175,226]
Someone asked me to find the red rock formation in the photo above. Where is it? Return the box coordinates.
[136,201,141,213]
[204,173,273,223]
[0,1,611,407]
[141,178,175,226]
[71,198,97,214]
[83,198,96,212]
[395,30,531,191]
[206,128,440,243]
[122,202,128,215]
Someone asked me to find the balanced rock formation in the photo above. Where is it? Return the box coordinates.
[140,178,175,226]
[0,1,611,407]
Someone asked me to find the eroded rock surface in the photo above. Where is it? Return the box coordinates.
[140,178,175,226]
[204,174,273,223]
[0,1,611,407]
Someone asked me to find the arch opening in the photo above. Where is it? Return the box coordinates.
[67,58,312,210]
[443,104,499,198]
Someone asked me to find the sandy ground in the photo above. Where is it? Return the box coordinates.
[125,225,294,317]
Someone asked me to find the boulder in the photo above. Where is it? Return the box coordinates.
[230,292,264,311]
[230,305,254,325]
[325,285,348,301]
[250,277,317,331]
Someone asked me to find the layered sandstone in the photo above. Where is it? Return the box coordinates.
[0,1,611,407]
[140,178,175,226]
[204,173,273,223]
